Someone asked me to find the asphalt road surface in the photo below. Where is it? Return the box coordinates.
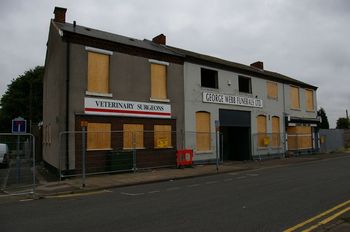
[1,156,350,232]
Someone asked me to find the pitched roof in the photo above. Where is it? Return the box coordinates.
[54,21,317,89]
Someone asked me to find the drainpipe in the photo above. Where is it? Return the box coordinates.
[282,84,287,157]
[65,41,70,171]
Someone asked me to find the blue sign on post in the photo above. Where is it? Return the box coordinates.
[12,117,27,133]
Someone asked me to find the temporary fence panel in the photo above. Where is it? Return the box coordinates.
[252,133,285,160]
[59,130,178,179]
[0,133,36,196]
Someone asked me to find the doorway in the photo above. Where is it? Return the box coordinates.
[219,109,251,161]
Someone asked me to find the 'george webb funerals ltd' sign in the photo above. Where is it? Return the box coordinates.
[202,91,263,108]
[84,97,171,118]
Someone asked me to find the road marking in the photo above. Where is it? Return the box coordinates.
[120,192,145,196]
[205,181,218,185]
[246,173,259,177]
[284,199,350,232]
[20,199,34,202]
[166,187,180,191]
[303,207,350,232]
[46,189,112,199]
[187,184,200,188]
[148,190,160,194]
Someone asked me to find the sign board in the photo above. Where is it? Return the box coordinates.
[202,91,263,108]
[84,97,171,118]
[12,117,27,133]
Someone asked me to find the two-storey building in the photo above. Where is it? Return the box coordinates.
[43,7,184,173]
[43,7,319,173]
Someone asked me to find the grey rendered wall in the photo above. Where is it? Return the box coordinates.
[319,129,344,153]
[68,45,184,168]
[183,62,286,161]
[43,21,67,169]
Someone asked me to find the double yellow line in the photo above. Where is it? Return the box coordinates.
[284,199,350,232]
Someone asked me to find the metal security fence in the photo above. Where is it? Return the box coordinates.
[0,133,36,196]
[252,133,285,160]
[59,130,179,179]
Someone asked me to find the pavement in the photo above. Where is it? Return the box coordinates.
[3,151,350,231]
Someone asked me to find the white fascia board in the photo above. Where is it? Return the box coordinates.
[148,59,169,66]
[85,46,113,56]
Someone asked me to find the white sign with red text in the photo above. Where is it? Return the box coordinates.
[84,97,171,118]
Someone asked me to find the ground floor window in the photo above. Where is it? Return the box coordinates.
[196,111,211,152]
[287,126,312,150]
[257,115,267,148]
[154,125,172,148]
[123,124,144,149]
[87,123,111,150]
[271,116,280,147]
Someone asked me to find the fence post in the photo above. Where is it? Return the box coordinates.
[81,122,88,188]
[132,132,136,173]
[215,131,219,172]
[32,135,36,197]
[16,135,21,183]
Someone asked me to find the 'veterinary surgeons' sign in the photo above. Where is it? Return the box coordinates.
[202,91,263,108]
[84,97,171,118]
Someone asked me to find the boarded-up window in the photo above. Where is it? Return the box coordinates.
[305,89,314,111]
[267,81,278,99]
[271,116,280,147]
[154,125,172,148]
[123,124,144,149]
[196,112,211,151]
[151,64,167,100]
[257,115,267,148]
[87,123,111,150]
[290,86,300,109]
[287,126,312,150]
[87,52,109,94]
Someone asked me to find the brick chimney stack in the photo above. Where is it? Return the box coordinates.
[250,61,264,70]
[152,34,166,45]
[53,7,67,23]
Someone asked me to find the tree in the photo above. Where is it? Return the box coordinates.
[336,117,350,129]
[317,107,329,129]
[0,66,44,132]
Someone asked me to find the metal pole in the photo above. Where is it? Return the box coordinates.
[215,131,219,173]
[32,135,36,197]
[132,132,136,173]
[16,135,21,183]
[82,128,86,188]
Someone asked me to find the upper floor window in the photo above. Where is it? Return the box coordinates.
[290,85,300,109]
[305,89,314,111]
[239,76,251,93]
[150,62,168,100]
[267,81,278,99]
[87,50,111,95]
[201,68,218,89]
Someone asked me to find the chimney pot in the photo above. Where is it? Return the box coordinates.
[250,61,264,70]
[54,7,67,23]
[152,34,166,45]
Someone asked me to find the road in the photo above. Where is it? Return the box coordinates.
[1,156,350,232]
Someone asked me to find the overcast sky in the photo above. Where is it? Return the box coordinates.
[0,0,349,127]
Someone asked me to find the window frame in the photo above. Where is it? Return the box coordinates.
[154,125,172,149]
[290,85,300,110]
[149,59,169,102]
[267,81,278,100]
[238,76,252,94]
[196,111,211,152]
[200,68,218,89]
[86,122,112,151]
[86,49,113,97]
[123,124,144,150]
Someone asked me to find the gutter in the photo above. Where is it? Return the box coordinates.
[65,41,70,170]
